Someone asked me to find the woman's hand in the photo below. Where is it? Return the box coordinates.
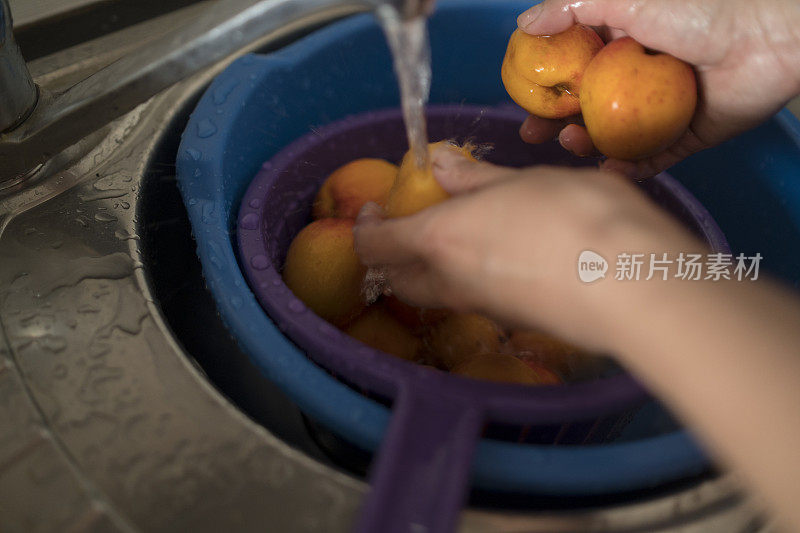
[354,147,705,352]
[518,0,800,178]
[355,148,800,531]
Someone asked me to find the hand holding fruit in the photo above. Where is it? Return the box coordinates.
[354,146,707,354]
[286,151,596,384]
[511,0,800,178]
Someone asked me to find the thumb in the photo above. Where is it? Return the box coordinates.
[431,145,512,195]
[518,0,640,37]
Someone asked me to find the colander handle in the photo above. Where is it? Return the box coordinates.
[355,387,484,533]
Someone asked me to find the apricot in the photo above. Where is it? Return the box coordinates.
[345,303,420,361]
[425,313,506,369]
[283,218,366,326]
[501,25,604,119]
[580,37,697,160]
[313,158,399,219]
[383,294,450,333]
[452,353,563,385]
[384,141,477,218]
[519,360,564,385]
[511,329,604,380]
[510,329,580,375]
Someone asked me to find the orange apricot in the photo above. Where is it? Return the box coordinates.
[283,218,366,326]
[425,313,506,370]
[452,353,563,385]
[313,158,398,219]
[384,141,478,218]
[501,25,604,119]
[345,303,420,361]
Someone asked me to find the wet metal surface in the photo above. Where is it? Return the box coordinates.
[0,3,774,531]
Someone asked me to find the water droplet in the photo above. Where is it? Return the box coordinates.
[249,198,262,209]
[193,168,202,178]
[213,78,239,105]
[79,189,127,202]
[188,198,198,206]
[94,212,117,222]
[197,118,218,138]
[288,299,306,313]
[201,202,217,224]
[240,212,260,230]
[250,255,270,270]
[185,148,202,161]
[231,296,243,309]
[120,201,130,210]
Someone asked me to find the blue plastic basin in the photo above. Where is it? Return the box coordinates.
[176,0,800,496]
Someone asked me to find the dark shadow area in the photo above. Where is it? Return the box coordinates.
[15,0,204,61]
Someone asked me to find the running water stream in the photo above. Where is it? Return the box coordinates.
[376,5,432,170]
[361,5,434,304]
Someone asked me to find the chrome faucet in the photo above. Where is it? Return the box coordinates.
[0,0,434,184]
[0,0,36,134]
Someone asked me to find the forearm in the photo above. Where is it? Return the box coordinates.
[612,277,800,531]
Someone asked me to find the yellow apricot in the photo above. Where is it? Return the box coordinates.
[510,329,604,380]
[283,218,366,326]
[452,353,563,385]
[345,303,420,361]
[313,158,398,219]
[383,294,450,334]
[384,141,477,218]
[424,313,506,370]
[501,25,604,119]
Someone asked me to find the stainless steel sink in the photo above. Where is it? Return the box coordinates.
[0,2,777,531]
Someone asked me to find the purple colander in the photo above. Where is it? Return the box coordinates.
[237,104,729,533]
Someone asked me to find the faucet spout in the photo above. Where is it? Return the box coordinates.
[380,0,435,19]
[0,0,37,133]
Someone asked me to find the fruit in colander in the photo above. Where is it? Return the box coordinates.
[313,158,398,219]
[283,218,367,326]
[345,302,420,361]
[384,141,477,218]
[424,313,507,370]
[452,353,563,385]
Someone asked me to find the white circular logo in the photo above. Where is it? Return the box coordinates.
[577,250,608,283]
